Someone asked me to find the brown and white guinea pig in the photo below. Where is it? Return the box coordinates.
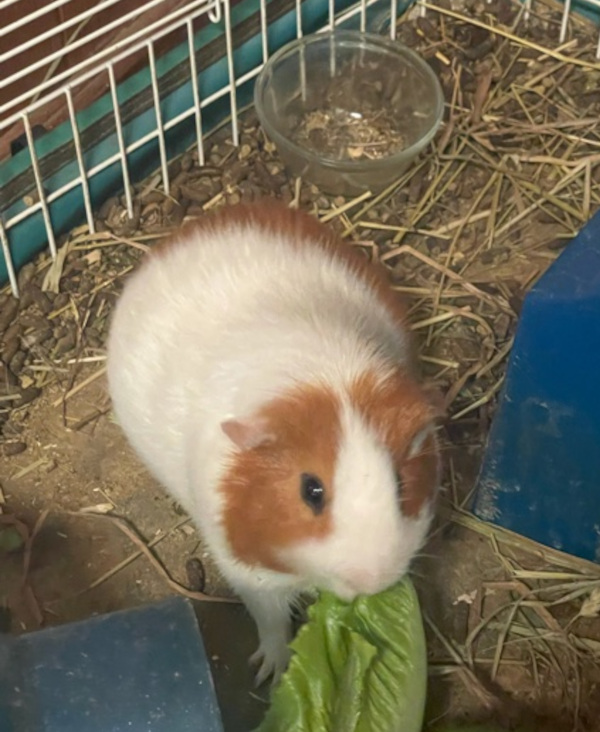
[106,199,442,686]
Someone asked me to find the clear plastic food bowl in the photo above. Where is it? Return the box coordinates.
[254,31,444,197]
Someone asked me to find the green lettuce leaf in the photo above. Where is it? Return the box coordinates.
[254,578,427,732]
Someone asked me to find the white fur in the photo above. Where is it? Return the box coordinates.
[107,217,436,685]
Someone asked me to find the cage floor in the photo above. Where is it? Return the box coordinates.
[3,1,600,729]
[2,379,599,731]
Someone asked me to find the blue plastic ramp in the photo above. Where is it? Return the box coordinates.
[0,596,224,732]
[474,209,600,563]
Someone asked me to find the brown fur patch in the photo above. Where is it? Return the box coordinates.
[350,370,441,517]
[220,382,340,572]
[152,198,411,342]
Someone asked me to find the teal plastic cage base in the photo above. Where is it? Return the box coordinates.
[0,596,224,732]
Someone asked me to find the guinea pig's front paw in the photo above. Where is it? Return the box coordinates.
[249,641,292,688]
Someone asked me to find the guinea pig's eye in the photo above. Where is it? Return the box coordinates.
[300,473,325,515]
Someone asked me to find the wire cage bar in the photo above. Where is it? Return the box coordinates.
[1,0,600,296]
[0,0,394,295]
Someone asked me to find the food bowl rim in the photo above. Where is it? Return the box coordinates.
[253,29,445,171]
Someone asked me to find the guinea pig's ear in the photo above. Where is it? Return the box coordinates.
[407,385,445,459]
[407,422,436,459]
[221,416,275,450]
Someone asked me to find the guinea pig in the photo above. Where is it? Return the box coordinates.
[106,199,442,686]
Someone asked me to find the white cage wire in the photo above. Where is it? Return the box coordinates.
[0,0,599,297]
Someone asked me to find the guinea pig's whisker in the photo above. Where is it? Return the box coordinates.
[409,442,453,461]
[420,443,453,458]
[412,551,438,561]
[426,523,450,540]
